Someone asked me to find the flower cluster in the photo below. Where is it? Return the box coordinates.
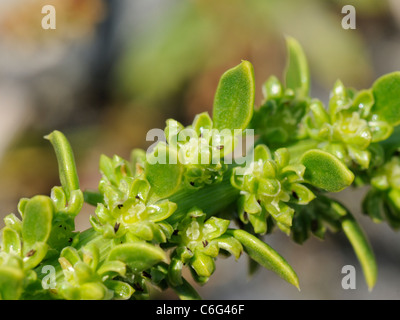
[231,145,315,235]
[164,112,235,188]
[250,76,309,148]
[168,208,242,285]
[304,81,393,169]
[90,154,176,243]
[363,156,400,228]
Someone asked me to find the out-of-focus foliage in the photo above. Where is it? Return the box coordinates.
[115,0,388,107]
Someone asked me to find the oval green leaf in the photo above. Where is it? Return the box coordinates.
[145,143,183,199]
[2,227,21,256]
[371,72,400,126]
[105,280,134,300]
[300,149,354,192]
[22,196,54,247]
[213,60,255,131]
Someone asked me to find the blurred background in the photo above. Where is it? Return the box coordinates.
[1,0,400,299]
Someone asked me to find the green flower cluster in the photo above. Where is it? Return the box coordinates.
[231,145,315,235]
[168,208,242,285]
[0,184,82,300]
[90,154,176,243]
[58,244,134,300]
[363,156,400,228]
[164,112,235,188]
[250,76,309,148]
[304,81,393,169]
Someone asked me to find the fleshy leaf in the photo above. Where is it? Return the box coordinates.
[22,196,54,247]
[105,280,134,300]
[213,60,255,131]
[284,36,310,98]
[227,229,300,289]
[371,72,400,126]
[300,149,354,192]
[145,144,183,198]
[341,215,377,290]
[2,227,21,256]
[108,242,166,273]
[45,130,80,201]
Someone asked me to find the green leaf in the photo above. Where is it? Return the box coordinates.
[191,252,215,278]
[147,201,177,222]
[341,215,377,291]
[108,242,166,273]
[227,229,300,290]
[50,186,67,211]
[62,189,83,217]
[253,144,272,162]
[284,36,310,97]
[193,112,213,137]
[145,143,183,198]
[2,227,21,256]
[105,280,134,300]
[22,196,54,247]
[79,282,108,300]
[45,130,80,201]
[213,60,255,131]
[97,261,126,278]
[300,149,354,192]
[371,72,400,126]
[215,235,243,259]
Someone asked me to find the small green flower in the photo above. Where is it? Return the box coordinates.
[251,76,309,148]
[231,145,315,235]
[168,208,242,285]
[164,112,233,188]
[58,244,134,300]
[305,81,393,169]
[90,155,176,243]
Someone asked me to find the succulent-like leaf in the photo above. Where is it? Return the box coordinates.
[145,144,183,198]
[45,130,80,200]
[108,242,166,273]
[371,72,400,126]
[22,196,54,247]
[227,229,300,289]
[341,215,377,290]
[213,60,255,131]
[2,227,21,256]
[285,36,310,98]
[300,149,354,192]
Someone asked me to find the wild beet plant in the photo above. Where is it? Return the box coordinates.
[1,37,400,299]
